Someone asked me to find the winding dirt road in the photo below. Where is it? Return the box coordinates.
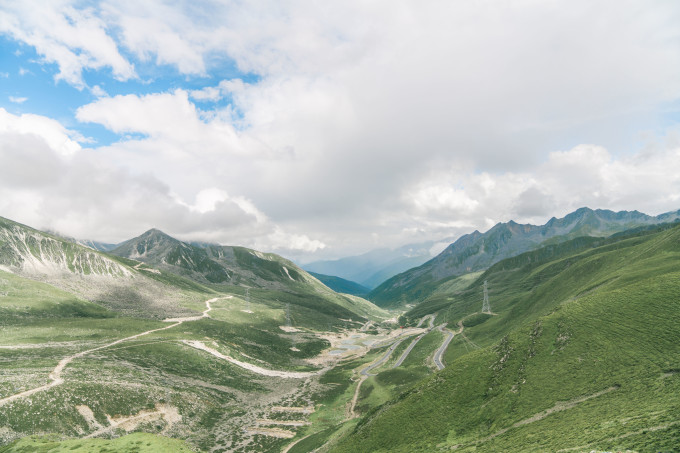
[0,296,229,407]
[181,340,321,379]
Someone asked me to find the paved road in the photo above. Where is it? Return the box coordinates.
[361,337,410,376]
[392,314,438,368]
[392,334,424,368]
[433,323,455,370]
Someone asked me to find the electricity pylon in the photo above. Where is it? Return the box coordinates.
[482,280,491,314]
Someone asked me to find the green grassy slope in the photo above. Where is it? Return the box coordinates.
[109,228,387,324]
[330,225,680,452]
[0,235,383,451]
[0,432,194,453]
[369,208,680,308]
[0,271,332,451]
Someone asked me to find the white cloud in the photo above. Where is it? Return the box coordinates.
[90,85,108,98]
[262,227,327,253]
[189,86,222,102]
[397,142,680,237]
[0,109,325,254]
[0,1,135,88]
[0,108,82,156]
[2,0,680,260]
[101,0,207,75]
[76,90,201,136]
[8,96,27,104]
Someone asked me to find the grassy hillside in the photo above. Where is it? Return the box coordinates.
[0,269,336,451]
[330,224,680,452]
[369,208,680,308]
[109,228,388,324]
[0,217,392,452]
[0,432,195,453]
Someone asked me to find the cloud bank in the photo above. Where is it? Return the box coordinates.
[0,0,679,260]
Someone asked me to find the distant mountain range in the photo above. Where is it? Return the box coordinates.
[302,238,453,289]
[307,272,372,297]
[369,207,680,306]
[3,209,679,452]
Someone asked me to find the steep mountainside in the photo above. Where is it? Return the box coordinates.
[76,240,118,252]
[332,223,680,452]
[110,228,388,322]
[0,217,206,318]
[308,272,371,296]
[303,238,452,289]
[0,218,130,278]
[112,229,317,289]
[369,207,680,307]
[0,218,386,323]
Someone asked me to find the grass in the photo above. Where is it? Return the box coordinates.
[9,217,678,452]
[0,432,195,452]
[329,224,680,452]
[2,217,402,452]
[0,267,387,451]
[0,270,114,320]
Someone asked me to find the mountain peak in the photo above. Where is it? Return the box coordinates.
[140,228,172,238]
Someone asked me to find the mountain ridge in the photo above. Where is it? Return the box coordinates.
[369,207,680,306]
[331,222,680,452]
[111,228,311,289]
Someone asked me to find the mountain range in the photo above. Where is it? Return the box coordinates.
[0,216,384,322]
[369,207,680,306]
[1,208,679,452]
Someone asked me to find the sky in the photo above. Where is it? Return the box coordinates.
[1,0,680,263]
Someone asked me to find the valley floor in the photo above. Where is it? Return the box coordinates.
[0,284,448,453]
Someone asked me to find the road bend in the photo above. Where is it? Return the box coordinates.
[361,336,410,376]
[416,314,434,328]
[433,323,456,370]
[0,296,231,407]
[349,332,417,418]
[393,316,437,368]
[392,334,424,368]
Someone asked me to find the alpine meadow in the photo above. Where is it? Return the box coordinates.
[1,1,680,453]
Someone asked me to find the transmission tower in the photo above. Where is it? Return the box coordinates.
[482,280,491,314]
[245,287,250,312]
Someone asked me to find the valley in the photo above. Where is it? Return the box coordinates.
[3,1,680,451]
[1,212,679,452]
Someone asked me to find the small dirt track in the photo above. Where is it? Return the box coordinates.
[0,296,230,407]
[182,340,320,378]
